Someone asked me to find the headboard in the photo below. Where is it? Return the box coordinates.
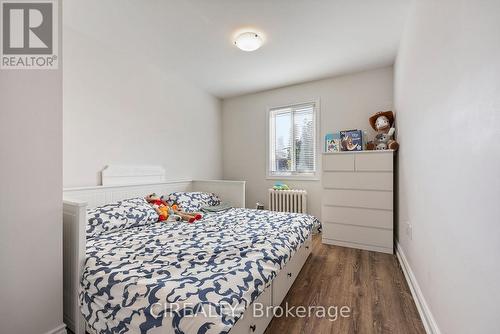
[101,165,166,186]
[62,179,245,334]
[63,179,246,209]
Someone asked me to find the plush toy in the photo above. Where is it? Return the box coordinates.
[170,204,202,223]
[159,195,203,223]
[145,193,166,206]
[146,193,203,223]
[156,205,170,221]
[145,193,170,221]
[273,182,290,190]
[366,111,399,151]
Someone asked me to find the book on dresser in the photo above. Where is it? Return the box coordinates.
[321,150,395,254]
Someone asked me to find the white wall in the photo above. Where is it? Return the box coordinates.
[63,18,222,187]
[395,1,500,333]
[222,67,394,217]
[0,10,64,334]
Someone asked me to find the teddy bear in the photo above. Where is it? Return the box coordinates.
[366,111,399,151]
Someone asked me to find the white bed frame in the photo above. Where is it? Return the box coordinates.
[63,178,245,334]
[63,176,311,334]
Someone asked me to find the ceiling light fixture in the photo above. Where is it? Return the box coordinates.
[234,32,263,52]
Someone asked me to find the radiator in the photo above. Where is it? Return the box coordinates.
[268,189,307,213]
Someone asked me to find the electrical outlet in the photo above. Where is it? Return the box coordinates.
[406,221,413,240]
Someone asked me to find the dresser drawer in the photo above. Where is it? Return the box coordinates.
[322,206,393,229]
[322,171,393,191]
[271,235,311,306]
[355,153,393,171]
[286,237,312,285]
[323,154,354,171]
[322,222,393,249]
[322,189,393,210]
[272,262,291,307]
[232,285,272,334]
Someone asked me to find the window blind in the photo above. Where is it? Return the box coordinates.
[269,102,316,176]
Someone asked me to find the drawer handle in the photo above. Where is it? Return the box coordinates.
[250,324,256,332]
[287,272,292,278]
[305,246,310,250]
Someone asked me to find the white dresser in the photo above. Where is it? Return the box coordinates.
[321,150,394,254]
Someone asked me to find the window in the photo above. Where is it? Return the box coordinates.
[268,102,318,178]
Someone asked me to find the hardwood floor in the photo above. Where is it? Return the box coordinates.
[265,235,426,334]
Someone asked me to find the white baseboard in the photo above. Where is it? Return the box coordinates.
[43,324,67,334]
[395,242,441,334]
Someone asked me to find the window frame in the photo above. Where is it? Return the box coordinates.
[266,99,320,181]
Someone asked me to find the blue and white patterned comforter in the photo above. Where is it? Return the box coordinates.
[81,208,320,334]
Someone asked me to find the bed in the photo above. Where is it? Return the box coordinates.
[63,173,319,334]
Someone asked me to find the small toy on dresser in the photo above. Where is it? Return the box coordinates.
[366,111,399,151]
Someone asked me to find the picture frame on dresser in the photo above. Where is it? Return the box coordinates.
[321,150,395,254]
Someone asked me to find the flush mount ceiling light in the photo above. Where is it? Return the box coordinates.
[234,32,263,52]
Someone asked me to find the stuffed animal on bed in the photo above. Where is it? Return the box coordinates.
[145,193,171,221]
[145,194,202,223]
[170,204,203,223]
